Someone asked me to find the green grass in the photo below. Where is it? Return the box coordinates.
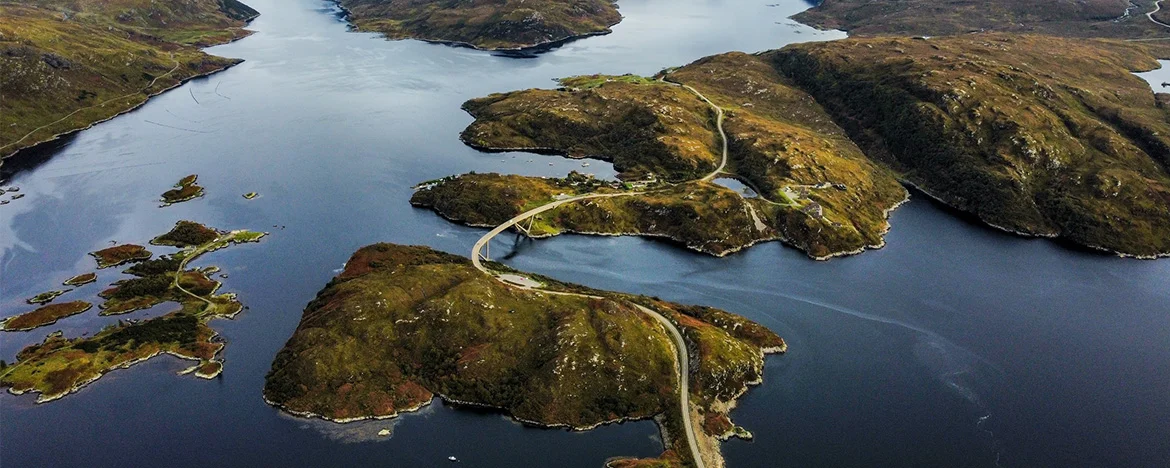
[558,74,657,89]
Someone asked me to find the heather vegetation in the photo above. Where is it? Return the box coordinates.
[90,244,153,269]
[264,244,784,466]
[771,35,1170,257]
[424,62,908,259]
[338,0,621,50]
[1,221,265,402]
[0,0,257,158]
[161,175,205,206]
[425,36,1170,258]
[794,0,1170,38]
[1,301,93,332]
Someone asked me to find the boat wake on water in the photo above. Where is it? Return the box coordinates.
[668,281,1010,465]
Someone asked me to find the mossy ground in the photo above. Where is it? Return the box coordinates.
[1,222,265,402]
[265,244,784,466]
[338,0,621,51]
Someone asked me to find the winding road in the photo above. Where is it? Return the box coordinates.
[466,76,725,467]
[673,82,728,182]
[1150,0,1170,28]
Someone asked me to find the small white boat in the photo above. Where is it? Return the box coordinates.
[448,456,458,462]
[581,162,590,167]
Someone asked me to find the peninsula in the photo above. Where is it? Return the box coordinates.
[0,0,258,159]
[417,35,1170,259]
[336,0,621,51]
[265,243,785,467]
[1,221,266,402]
[430,67,908,259]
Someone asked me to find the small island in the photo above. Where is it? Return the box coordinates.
[26,290,70,305]
[63,273,98,286]
[336,0,622,51]
[421,35,1170,259]
[161,175,205,206]
[90,244,153,269]
[1,301,93,332]
[265,244,785,467]
[1,221,266,402]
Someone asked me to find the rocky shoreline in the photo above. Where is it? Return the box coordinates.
[1,60,246,162]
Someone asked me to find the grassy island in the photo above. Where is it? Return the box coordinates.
[161,175,205,206]
[90,244,153,269]
[63,273,98,287]
[26,290,69,305]
[337,0,621,51]
[0,0,258,159]
[1,221,266,402]
[151,220,222,247]
[265,244,784,467]
[793,0,1170,39]
[429,35,1170,258]
[2,301,93,332]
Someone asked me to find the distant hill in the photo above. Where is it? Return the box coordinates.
[794,0,1170,38]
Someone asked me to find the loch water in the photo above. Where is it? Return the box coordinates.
[2,0,1168,466]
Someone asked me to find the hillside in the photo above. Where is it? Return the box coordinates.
[428,59,909,260]
[420,35,1170,258]
[337,0,621,51]
[264,243,785,466]
[771,35,1170,257]
[0,0,258,159]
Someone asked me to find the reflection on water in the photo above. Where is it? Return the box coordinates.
[711,177,759,198]
[2,0,1169,467]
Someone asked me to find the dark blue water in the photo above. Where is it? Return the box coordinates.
[2,0,1168,467]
